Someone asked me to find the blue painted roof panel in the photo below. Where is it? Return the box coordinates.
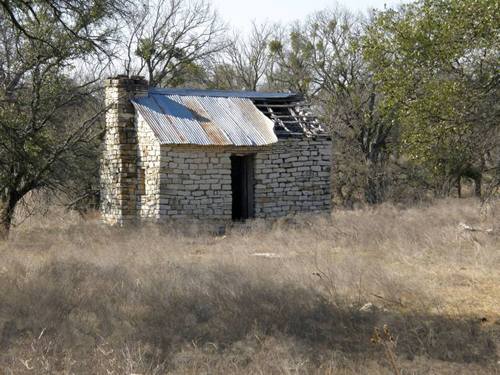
[149,87,303,101]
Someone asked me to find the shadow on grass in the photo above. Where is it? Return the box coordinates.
[0,260,497,367]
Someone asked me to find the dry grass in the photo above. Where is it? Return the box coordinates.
[0,198,499,374]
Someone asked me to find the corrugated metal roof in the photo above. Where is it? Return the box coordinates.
[132,93,278,146]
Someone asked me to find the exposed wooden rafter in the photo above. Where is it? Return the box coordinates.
[253,99,325,137]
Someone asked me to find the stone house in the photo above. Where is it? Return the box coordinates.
[100,75,332,224]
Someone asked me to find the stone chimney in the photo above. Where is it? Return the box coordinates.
[100,75,148,225]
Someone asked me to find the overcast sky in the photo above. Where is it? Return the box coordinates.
[211,0,401,32]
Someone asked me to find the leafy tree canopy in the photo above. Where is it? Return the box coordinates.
[0,0,119,237]
[364,0,499,191]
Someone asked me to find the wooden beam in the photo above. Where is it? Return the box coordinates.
[256,103,303,108]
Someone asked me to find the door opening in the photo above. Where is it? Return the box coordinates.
[231,154,255,221]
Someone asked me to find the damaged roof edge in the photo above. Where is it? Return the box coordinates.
[149,87,304,102]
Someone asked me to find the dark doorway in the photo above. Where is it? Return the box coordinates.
[231,154,255,220]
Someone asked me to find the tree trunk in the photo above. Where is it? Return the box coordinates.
[474,174,482,198]
[0,204,13,240]
[365,176,380,204]
[457,176,462,198]
[0,192,18,240]
[364,159,387,205]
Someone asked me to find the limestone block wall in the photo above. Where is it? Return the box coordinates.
[158,146,234,219]
[136,115,161,220]
[100,76,148,225]
[253,137,332,217]
[154,137,332,220]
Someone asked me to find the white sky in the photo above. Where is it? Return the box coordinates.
[211,0,401,32]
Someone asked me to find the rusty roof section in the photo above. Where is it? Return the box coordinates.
[132,93,278,146]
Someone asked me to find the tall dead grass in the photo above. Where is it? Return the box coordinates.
[0,198,499,374]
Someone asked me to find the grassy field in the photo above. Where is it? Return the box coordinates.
[0,199,499,374]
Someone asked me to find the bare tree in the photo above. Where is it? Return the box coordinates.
[123,0,227,87]
[224,22,275,91]
[266,24,316,95]
[308,10,397,204]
